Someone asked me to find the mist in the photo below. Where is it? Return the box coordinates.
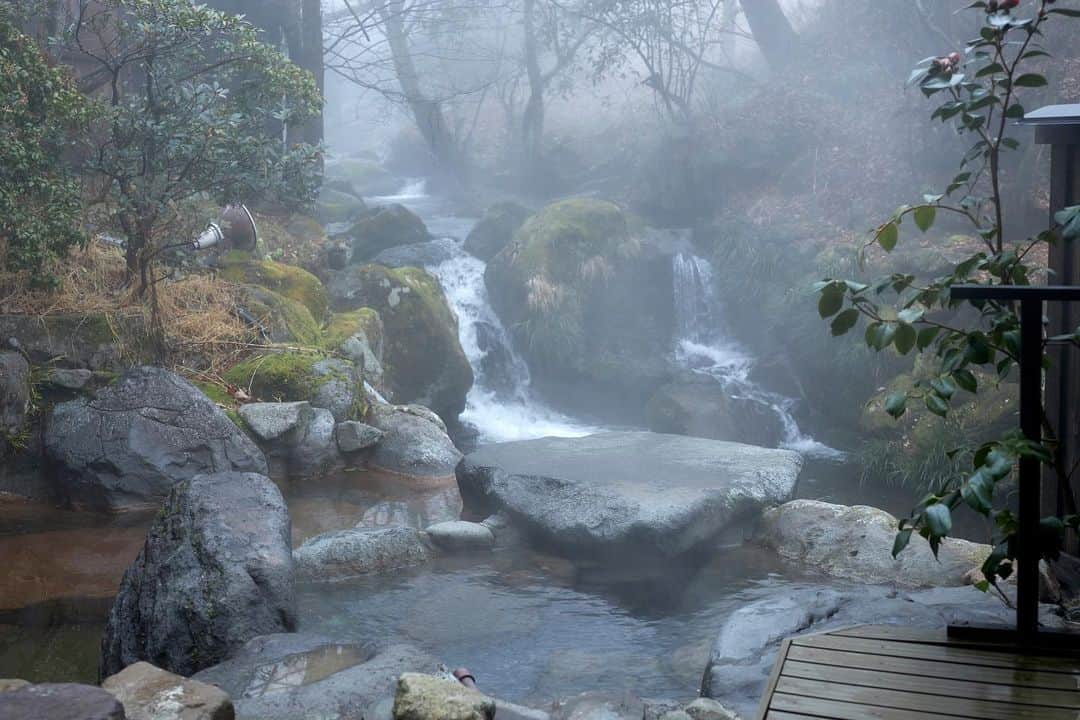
[2,1,1079,718]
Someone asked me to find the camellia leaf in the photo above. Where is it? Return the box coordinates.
[917,326,941,350]
[818,290,844,319]
[894,323,917,355]
[892,528,913,558]
[885,392,907,419]
[877,222,899,252]
[953,368,978,393]
[925,393,949,417]
[1012,73,1048,88]
[831,308,860,336]
[925,504,953,541]
[913,205,936,233]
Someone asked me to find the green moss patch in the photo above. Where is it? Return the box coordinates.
[219,256,329,322]
[323,307,382,350]
[222,352,325,403]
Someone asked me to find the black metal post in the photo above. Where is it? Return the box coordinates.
[1017,297,1043,642]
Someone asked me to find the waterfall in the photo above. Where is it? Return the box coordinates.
[671,253,843,459]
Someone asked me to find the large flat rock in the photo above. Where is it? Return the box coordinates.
[456,432,801,561]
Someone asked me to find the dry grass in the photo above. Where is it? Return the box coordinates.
[0,239,255,375]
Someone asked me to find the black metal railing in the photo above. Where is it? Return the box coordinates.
[949,284,1080,647]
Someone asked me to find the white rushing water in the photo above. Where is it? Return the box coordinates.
[369,182,600,443]
[671,252,844,459]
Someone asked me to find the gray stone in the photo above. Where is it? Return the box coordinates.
[101,472,295,678]
[287,407,342,478]
[45,367,93,391]
[465,202,532,261]
[757,500,990,587]
[642,699,682,720]
[0,679,30,693]
[346,204,431,262]
[550,691,643,720]
[311,358,361,422]
[646,375,784,448]
[457,432,801,561]
[0,350,30,438]
[424,521,494,551]
[0,683,126,720]
[294,526,432,581]
[699,583,1063,718]
[0,313,130,371]
[367,403,462,479]
[372,238,458,268]
[683,699,739,720]
[239,402,313,442]
[393,673,494,720]
[335,421,385,453]
[658,712,692,720]
[193,633,438,720]
[45,367,267,511]
[102,662,234,720]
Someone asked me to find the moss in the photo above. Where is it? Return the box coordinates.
[237,285,322,347]
[219,256,329,321]
[323,307,381,350]
[222,352,326,403]
[191,380,247,430]
[346,204,430,262]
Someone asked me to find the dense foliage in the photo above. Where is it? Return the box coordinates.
[0,12,89,285]
[814,0,1080,590]
[71,0,322,292]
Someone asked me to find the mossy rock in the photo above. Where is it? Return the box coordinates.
[236,285,322,347]
[325,158,399,196]
[326,264,472,419]
[219,255,330,322]
[344,204,430,263]
[324,308,385,386]
[464,201,532,261]
[191,380,246,428]
[484,198,672,404]
[317,187,368,225]
[222,352,364,421]
[0,313,149,371]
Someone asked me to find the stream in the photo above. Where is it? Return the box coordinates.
[0,182,903,708]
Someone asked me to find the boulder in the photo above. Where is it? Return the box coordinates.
[393,673,494,720]
[465,202,532,261]
[326,157,401,196]
[44,367,93,391]
[324,308,385,388]
[45,367,267,511]
[317,187,368,225]
[757,500,991,587]
[325,264,472,418]
[0,350,30,442]
[240,402,313,442]
[424,521,494,551]
[101,472,295,678]
[550,691,644,720]
[371,238,458,269]
[484,199,675,416]
[102,662,233,720]
[218,255,329,322]
[335,421,384,453]
[294,526,432,581]
[344,204,430,263]
[285,407,342,478]
[683,699,739,720]
[699,583,1061,718]
[457,432,801,562]
[223,353,363,422]
[366,403,462,480]
[646,375,784,448]
[234,285,321,347]
[0,683,126,720]
[194,634,438,720]
[0,679,30,692]
[0,313,135,371]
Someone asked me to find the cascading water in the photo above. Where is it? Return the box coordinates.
[671,252,843,459]
[369,182,599,443]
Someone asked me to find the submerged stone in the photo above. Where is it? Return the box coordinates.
[294,526,432,581]
[457,432,801,562]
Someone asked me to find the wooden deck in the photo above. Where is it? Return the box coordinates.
[755,625,1080,720]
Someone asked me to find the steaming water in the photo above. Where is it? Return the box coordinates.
[368,183,600,443]
[671,253,844,460]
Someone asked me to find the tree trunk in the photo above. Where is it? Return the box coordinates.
[739,0,799,69]
[298,0,324,148]
[521,0,546,189]
[380,2,465,184]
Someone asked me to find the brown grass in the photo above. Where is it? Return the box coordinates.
[0,240,255,375]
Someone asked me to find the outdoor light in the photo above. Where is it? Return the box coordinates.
[191,204,259,251]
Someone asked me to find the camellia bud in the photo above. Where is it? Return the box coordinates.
[947,52,962,67]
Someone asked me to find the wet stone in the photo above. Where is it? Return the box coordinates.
[102,662,234,720]
[392,673,495,720]
[0,682,126,720]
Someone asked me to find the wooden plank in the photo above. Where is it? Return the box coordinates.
[764,712,836,720]
[792,633,1080,674]
[828,625,951,643]
[754,637,793,720]
[787,644,1080,692]
[781,659,1080,708]
[770,692,975,720]
[775,676,1079,720]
